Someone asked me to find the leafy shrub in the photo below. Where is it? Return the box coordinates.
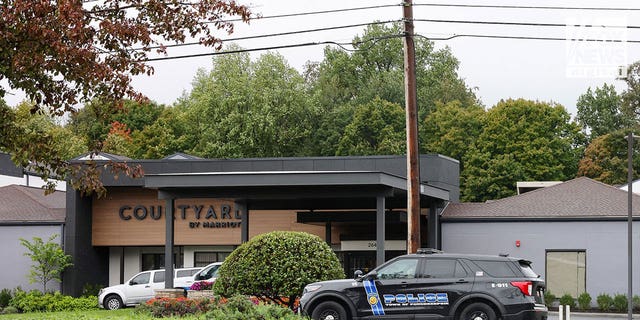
[9,289,98,312]
[81,283,103,297]
[613,294,628,312]
[544,291,556,308]
[597,293,614,311]
[577,292,592,310]
[0,306,18,314]
[204,295,300,320]
[559,294,575,309]
[136,297,214,317]
[634,295,640,311]
[214,231,345,310]
[0,288,11,308]
[190,281,214,291]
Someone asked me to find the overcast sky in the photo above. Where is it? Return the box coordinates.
[5,0,640,119]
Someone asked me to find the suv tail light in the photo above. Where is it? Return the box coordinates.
[510,281,533,296]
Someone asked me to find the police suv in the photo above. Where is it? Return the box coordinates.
[300,249,547,320]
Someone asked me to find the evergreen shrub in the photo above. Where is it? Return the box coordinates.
[213,231,345,310]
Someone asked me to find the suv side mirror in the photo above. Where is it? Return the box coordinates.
[129,280,136,285]
[354,270,363,280]
[364,270,378,281]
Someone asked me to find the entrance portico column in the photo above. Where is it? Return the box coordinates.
[376,194,386,266]
[159,191,175,289]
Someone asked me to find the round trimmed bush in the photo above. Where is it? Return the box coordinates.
[213,231,345,309]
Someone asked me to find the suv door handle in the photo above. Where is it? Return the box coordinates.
[145,285,151,288]
[456,279,469,283]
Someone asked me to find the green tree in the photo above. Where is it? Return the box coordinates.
[575,84,630,141]
[68,99,164,151]
[130,107,193,159]
[621,61,640,122]
[462,99,583,202]
[1,102,87,192]
[214,231,344,310]
[1,0,251,194]
[308,22,477,156]
[577,130,640,185]
[420,100,485,163]
[19,235,73,293]
[336,98,406,155]
[311,22,477,115]
[181,47,317,158]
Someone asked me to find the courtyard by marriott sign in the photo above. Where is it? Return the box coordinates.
[118,204,241,229]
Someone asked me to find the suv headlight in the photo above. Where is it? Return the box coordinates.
[98,289,103,296]
[303,284,322,295]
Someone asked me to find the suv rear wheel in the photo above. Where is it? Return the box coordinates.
[311,301,347,320]
[459,302,496,320]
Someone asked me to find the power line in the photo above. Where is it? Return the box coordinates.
[414,18,640,29]
[419,33,640,43]
[138,20,401,52]
[414,3,640,11]
[142,34,405,62]
[217,3,400,23]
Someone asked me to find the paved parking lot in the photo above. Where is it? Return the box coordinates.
[547,311,640,319]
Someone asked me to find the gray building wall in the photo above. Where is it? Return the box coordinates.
[0,225,63,291]
[442,221,639,296]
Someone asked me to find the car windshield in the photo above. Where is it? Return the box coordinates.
[376,258,418,279]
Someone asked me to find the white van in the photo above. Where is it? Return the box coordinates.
[98,267,202,310]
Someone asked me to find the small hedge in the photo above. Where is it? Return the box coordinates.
[136,297,214,317]
[135,295,304,319]
[577,292,591,310]
[544,291,556,308]
[9,290,98,312]
[613,294,628,312]
[559,294,575,309]
[0,288,11,308]
[597,293,614,312]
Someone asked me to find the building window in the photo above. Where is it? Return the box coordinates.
[194,252,231,267]
[546,250,586,297]
[141,253,183,271]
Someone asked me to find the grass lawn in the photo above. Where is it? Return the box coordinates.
[0,308,202,320]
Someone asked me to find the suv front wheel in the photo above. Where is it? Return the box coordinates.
[104,294,123,310]
[311,301,347,320]
[459,302,496,320]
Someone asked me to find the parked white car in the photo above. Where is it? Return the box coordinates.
[98,267,202,310]
[190,262,222,286]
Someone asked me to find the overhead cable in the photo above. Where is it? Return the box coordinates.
[413,3,640,11]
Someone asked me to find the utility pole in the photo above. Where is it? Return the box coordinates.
[403,0,420,254]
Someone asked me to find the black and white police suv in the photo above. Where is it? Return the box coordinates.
[300,249,547,320]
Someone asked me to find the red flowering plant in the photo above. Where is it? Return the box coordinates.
[189,281,214,291]
[139,297,214,317]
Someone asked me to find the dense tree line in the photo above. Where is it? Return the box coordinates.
[2,20,640,201]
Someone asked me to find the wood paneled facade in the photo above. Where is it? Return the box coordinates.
[92,187,326,247]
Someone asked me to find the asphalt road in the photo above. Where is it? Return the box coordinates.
[547,312,640,320]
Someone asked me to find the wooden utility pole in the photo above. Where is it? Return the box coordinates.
[403,0,420,254]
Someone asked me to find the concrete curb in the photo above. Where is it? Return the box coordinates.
[549,311,640,318]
